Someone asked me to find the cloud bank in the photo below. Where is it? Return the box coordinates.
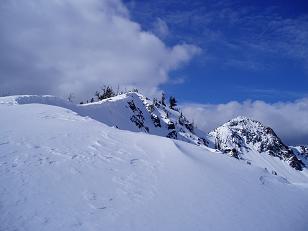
[182,98,308,145]
[0,0,200,99]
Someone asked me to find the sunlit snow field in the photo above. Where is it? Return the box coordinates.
[0,96,308,231]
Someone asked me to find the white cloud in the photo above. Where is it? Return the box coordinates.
[152,18,169,39]
[182,98,308,145]
[0,0,200,100]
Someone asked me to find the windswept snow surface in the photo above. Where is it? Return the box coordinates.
[1,96,308,231]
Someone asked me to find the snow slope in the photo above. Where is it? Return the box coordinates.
[1,96,308,231]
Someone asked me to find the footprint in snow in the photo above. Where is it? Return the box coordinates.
[259,175,289,185]
[83,191,113,211]
[130,159,139,165]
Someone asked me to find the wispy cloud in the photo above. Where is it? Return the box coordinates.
[247,88,308,100]
[152,18,169,39]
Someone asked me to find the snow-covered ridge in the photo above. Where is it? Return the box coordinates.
[209,116,305,171]
[79,92,209,146]
[1,94,306,175]
[0,93,209,147]
[0,95,70,106]
[1,95,308,230]
[0,95,78,112]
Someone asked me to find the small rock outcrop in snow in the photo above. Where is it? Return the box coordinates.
[209,116,305,170]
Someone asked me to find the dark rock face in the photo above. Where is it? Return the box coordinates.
[166,130,177,139]
[123,93,209,146]
[128,100,149,133]
[185,123,194,133]
[291,146,308,169]
[151,114,161,128]
[209,116,304,171]
[198,137,209,146]
[128,100,137,112]
[167,122,175,130]
[298,146,308,155]
[289,156,304,171]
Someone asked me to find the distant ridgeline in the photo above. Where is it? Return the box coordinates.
[4,89,306,172]
[208,116,305,171]
[79,88,306,172]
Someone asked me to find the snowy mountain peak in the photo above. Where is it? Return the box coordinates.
[228,116,265,128]
[0,93,209,147]
[79,92,210,146]
[230,115,252,122]
[209,116,305,171]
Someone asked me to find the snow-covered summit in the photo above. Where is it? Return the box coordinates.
[0,93,209,147]
[79,92,209,146]
[209,116,304,171]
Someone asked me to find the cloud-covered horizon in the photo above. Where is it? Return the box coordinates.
[182,98,308,146]
[0,0,200,100]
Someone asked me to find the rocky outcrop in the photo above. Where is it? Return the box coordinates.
[209,116,304,170]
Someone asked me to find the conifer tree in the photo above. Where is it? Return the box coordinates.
[95,85,115,101]
[169,96,177,109]
[161,92,166,106]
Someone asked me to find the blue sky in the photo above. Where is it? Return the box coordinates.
[125,0,308,104]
